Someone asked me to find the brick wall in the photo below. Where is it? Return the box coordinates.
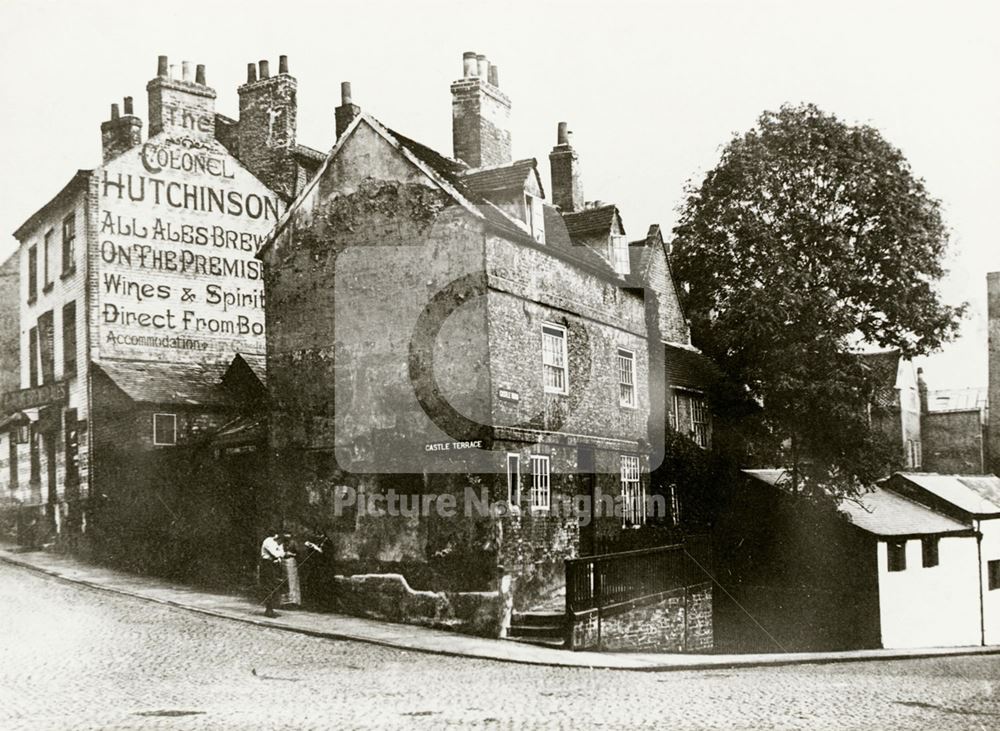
[450,77,511,169]
[922,409,984,474]
[569,582,713,652]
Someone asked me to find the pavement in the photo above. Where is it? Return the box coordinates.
[2,543,999,672]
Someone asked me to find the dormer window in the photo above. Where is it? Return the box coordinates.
[609,234,629,275]
[525,194,545,244]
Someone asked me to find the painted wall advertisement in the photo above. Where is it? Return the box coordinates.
[97,108,282,362]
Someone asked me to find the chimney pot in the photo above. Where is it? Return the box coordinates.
[182,61,192,82]
[258,59,270,79]
[279,55,288,74]
[557,122,569,145]
[341,81,352,106]
[169,64,176,79]
[476,54,489,78]
[462,51,477,78]
[195,64,206,85]
[110,103,120,121]
[157,55,168,78]
[247,62,257,83]
[487,64,498,86]
[123,96,134,115]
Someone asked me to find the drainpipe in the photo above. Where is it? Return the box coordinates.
[977,520,985,646]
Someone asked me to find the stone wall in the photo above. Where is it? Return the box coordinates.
[332,572,511,638]
[568,582,713,652]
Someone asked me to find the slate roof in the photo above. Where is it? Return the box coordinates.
[14,170,91,241]
[94,359,233,406]
[837,486,971,537]
[562,204,623,240]
[742,469,972,537]
[459,159,542,197]
[892,472,1000,516]
[664,342,721,392]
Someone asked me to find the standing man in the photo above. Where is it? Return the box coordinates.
[259,531,285,618]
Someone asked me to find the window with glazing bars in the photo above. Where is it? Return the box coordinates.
[530,455,550,510]
[620,454,643,527]
[617,348,635,407]
[542,325,567,394]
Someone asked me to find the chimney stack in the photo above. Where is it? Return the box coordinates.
[335,81,361,140]
[238,56,298,198]
[101,96,142,162]
[549,121,584,212]
[146,54,216,138]
[450,50,511,169]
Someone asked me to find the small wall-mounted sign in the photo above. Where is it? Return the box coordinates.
[424,440,484,452]
[498,388,520,403]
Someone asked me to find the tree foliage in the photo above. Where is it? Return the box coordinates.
[671,103,964,496]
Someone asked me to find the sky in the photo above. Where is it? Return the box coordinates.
[1,0,997,389]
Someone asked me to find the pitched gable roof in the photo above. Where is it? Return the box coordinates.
[743,469,972,537]
[459,159,544,198]
[664,342,721,392]
[561,204,624,240]
[93,359,231,406]
[891,472,1000,517]
[14,170,91,241]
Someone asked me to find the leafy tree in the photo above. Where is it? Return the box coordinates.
[671,103,964,497]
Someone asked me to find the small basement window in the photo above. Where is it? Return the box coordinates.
[153,413,177,446]
[921,537,939,568]
[887,540,907,572]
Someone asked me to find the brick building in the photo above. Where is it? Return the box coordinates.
[261,52,712,647]
[0,56,322,573]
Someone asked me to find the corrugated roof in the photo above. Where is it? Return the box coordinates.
[742,469,972,536]
[893,472,1000,516]
[94,359,232,406]
[562,204,622,239]
[927,388,987,413]
[664,342,721,392]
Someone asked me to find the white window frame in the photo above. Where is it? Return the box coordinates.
[617,348,635,408]
[541,324,568,395]
[530,454,550,511]
[608,233,629,275]
[620,454,643,527]
[506,452,521,507]
[525,194,545,244]
[153,413,177,446]
[673,390,710,449]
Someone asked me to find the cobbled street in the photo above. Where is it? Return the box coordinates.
[1,562,997,731]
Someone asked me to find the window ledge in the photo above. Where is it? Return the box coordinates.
[60,267,76,281]
[27,296,37,307]
[42,282,54,295]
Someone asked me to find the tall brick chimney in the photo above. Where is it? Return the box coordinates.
[146,55,216,138]
[335,81,360,140]
[101,96,142,162]
[237,55,298,198]
[549,122,584,212]
[450,51,511,169]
